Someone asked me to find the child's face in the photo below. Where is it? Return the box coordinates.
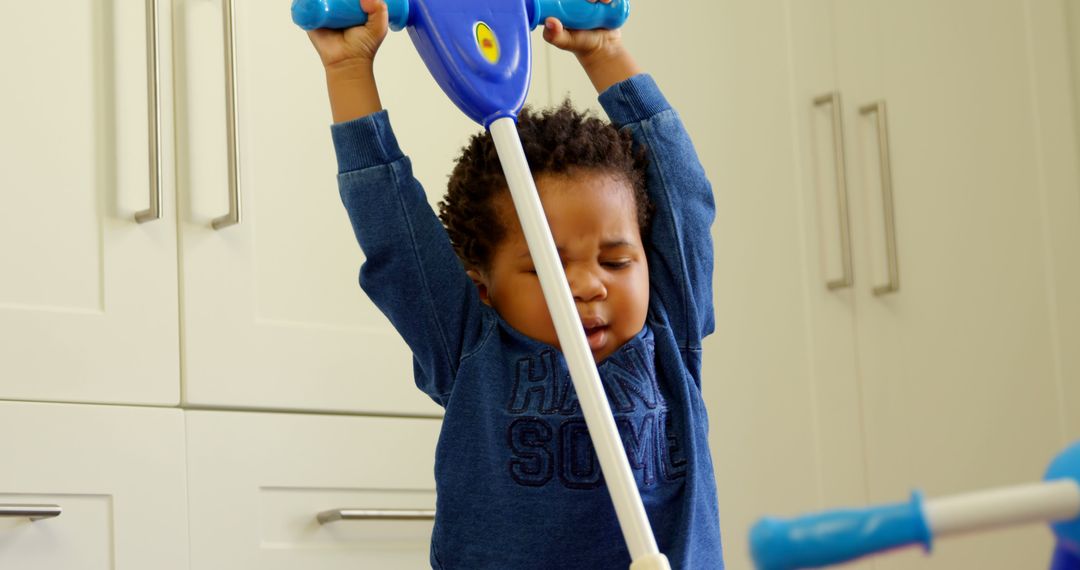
[468,171,649,363]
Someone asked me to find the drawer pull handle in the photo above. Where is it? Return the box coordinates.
[212,0,242,230]
[135,0,163,224]
[813,91,854,290]
[0,504,62,521]
[317,508,435,524]
[859,101,901,296]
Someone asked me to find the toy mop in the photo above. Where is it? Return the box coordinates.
[293,1,670,568]
[750,441,1080,569]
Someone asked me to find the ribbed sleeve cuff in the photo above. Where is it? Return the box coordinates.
[330,110,405,174]
[598,73,671,127]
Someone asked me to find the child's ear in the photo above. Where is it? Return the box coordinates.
[466,269,492,306]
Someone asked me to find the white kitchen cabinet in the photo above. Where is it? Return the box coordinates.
[174,0,555,415]
[0,0,556,415]
[766,0,1078,567]
[823,1,1080,568]
[0,0,180,405]
[186,410,441,569]
[0,402,189,569]
[550,1,1080,568]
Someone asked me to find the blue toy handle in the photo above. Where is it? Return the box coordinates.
[293,0,628,32]
[749,492,933,570]
[292,0,410,31]
[530,0,630,30]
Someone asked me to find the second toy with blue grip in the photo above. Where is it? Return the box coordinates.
[751,441,1080,569]
[750,491,932,570]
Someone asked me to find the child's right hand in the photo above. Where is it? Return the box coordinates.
[307,0,389,122]
[541,0,623,63]
[542,0,640,94]
[306,0,389,72]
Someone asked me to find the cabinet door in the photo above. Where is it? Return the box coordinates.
[839,1,1080,567]
[785,0,876,517]
[1067,0,1080,444]
[0,402,189,569]
[175,0,553,414]
[186,410,440,569]
[1073,4,1080,167]
[0,0,179,404]
[546,2,871,566]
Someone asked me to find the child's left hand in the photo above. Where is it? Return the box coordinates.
[541,0,623,62]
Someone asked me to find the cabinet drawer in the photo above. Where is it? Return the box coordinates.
[0,402,189,569]
[186,411,441,569]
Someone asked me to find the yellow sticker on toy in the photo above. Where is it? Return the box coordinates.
[475,22,499,64]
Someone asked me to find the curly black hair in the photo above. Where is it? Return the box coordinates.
[437,100,652,272]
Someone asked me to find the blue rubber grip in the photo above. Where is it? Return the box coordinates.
[749,491,933,570]
[1046,441,1080,554]
[530,0,630,30]
[291,0,410,31]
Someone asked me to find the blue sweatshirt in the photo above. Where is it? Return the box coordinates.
[331,74,723,569]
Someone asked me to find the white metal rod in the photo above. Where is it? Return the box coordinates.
[924,480,1080,538]
[489,117,664,565]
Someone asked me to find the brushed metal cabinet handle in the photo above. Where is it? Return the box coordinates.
[135,0,163,224]
[317,508,436,524]
[813,92,855,290]
[0,504,62,521]
[212,0,242,230]
[859,101,900,296]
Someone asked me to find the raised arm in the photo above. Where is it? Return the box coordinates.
[599,76,716,348]
[544,9,716,348]
[332,114,488,405]
[307,0,488,404]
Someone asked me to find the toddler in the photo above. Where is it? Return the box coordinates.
[307,0,724,567]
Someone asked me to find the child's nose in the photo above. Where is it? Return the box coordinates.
[568,267,607,302]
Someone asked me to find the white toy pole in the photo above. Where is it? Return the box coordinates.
[491,118,671,570]
[924,480,1080,538]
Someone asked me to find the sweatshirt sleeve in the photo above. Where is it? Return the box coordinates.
[599,74,716,348]
[331,110,487,405]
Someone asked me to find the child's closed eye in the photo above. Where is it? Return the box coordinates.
[601,259,632,269]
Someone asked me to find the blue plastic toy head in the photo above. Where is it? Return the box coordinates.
[407,0,533,127]
[1046,441,1080,554]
